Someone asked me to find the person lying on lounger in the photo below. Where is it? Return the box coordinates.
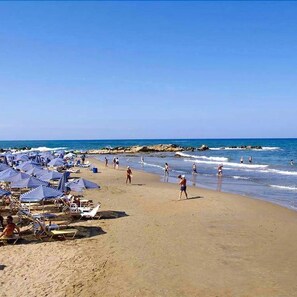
[0,216,20,239]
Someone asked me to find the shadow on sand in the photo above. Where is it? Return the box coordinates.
[187,196,204,200]
[0,264,6,271]
[98,210,128,220]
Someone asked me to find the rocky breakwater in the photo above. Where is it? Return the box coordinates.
[88,144,196,154]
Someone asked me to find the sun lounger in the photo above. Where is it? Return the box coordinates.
[33,218,78,240]
[0,234,20,245]
[49,229,77,240]
[79,203,101,220]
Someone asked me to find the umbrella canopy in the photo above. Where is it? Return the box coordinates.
[64,152,76,159]
[48,158,65,167]
[20,185,63,202]
[0,168,18,181]
[16,161,41,172]
[0,163,10,171]
[66,178,100,192]
[0,188,10,196]
[15,154,29,162]
[26,167,48,176]
[10,176,49,189]
[39,170,63,181]
[6,172,31,183]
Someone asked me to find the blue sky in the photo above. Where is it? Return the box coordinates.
[0,1,296,140]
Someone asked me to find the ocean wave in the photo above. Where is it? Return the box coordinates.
[176,152,228,162]
[209,147,280,151]
[141,162,164,170]
[270,185,297,191]
[184,159,268,169]
[12,147,68,154]
[262,169,297,176]
[232,176,250,180]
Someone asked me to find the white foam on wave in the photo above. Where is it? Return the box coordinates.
[184,159,269,169]
[232,176,250,180]
[32,147,68,152]
[11,147,68,154]
[141,162,164,170]
[270,185,297,191]
[262,169,297,176]
[209,146,280,151]
[176,152,228,162]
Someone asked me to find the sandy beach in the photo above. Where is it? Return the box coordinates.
[1,157,297,297]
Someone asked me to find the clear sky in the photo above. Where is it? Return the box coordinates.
[0,1,297,140]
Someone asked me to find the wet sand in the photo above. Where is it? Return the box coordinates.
[1,157,297,297]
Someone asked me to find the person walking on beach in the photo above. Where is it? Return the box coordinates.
[126,166,132,184]
[218,164,223,176]
[164,163,169,175]
[192,163,197,174]
[113,157,116,169]
[105,157,108,167]
[115,157,119,169]
[178,175,188,200]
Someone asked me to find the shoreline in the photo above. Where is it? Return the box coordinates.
[93,155,297,213]
[1,157,297,296]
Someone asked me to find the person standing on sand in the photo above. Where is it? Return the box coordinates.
[178,175,188,200]
[115,157,119,169]
[164,163,169,175]
[113,157,116,169]
[126,166,132,184]
[105,157,108,167]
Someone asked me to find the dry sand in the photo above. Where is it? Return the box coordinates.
[1,157,297,297]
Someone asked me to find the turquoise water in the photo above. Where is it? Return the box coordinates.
[1,139,297,210]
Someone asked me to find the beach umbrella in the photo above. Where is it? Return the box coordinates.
[20,185,63,203]
[64,152,76,159]
[66,178,100,192]
[3,156,9,165]
[6,172,31,183]
[16,161,41,172]
[39,170,63,181]
[10,176,49,189]
[0,168,18,181]
[15,154,29,162]
[48,158,65,167]
[26,167,48,177]
[57,172,69,192]
[0,189,10,196]
[0,163,10,171]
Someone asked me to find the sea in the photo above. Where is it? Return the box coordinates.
[1,139,297,211]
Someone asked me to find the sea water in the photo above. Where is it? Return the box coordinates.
[1,139,297,210]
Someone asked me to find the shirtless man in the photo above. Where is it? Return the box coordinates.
[178,175,188,200]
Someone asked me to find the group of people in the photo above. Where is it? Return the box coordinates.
[240,156,253,164]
